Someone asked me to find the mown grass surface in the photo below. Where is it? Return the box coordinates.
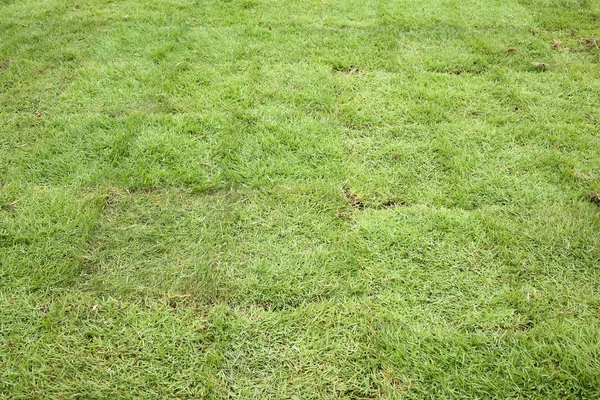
[1,0,600,398]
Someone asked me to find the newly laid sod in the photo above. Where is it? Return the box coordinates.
[1,0,600,397]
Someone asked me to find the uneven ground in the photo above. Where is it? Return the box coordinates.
[1,0,600,398]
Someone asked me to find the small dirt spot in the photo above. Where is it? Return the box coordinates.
[581,37,598,49]
[343,188,364,210]
[0,59,12,70]
[444,68,482,75]
[552,40,561,49]
[392,153,403,159]
[167,295,192,309]
[589,192,600,206]
[517,321,534,331]
[2,203,16,212]
[379,200,405,209]
[342,188,406,211]
[333,65,360,74]
[506,48,517,53]
[531,62,547,70]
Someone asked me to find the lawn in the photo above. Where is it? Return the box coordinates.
[1,0,600,398]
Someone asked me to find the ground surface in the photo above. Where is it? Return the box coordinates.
[1,0,600,398]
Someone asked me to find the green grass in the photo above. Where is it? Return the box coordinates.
[1,0,600,397]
